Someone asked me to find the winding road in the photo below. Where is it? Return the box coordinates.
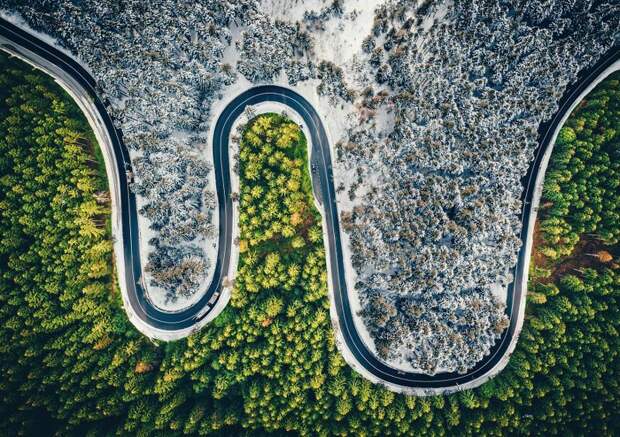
[1,17,618,393]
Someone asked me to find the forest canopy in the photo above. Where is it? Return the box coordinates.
[0,53,619,435]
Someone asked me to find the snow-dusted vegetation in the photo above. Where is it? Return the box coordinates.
[335,0,619,373]
[1,0,259,305]
[237,16,313,84]
[2,0,617,373]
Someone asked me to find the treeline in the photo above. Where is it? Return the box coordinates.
[540,72,620,260]
[1,56,619,435]
[0,53,158,434]
[526,71,620,432]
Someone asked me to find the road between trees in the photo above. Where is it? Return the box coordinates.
[1,17,618,393]
[0,18,232,340]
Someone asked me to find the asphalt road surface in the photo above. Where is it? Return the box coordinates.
[1,17,617,390]
[0,18,229,330]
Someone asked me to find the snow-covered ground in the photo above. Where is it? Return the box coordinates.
[134,133,219,312]
[261,0,327,22]
[263,0,382,64]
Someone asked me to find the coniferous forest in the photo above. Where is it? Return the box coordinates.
[0,53,619,435]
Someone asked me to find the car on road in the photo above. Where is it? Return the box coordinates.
[208,291,220,306]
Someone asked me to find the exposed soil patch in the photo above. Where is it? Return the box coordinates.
[531,220,548,269]
[549,239,618,281]
[532,219,619,283]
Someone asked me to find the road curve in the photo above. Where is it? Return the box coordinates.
[0,18,231,339]
[1,17,618,393]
